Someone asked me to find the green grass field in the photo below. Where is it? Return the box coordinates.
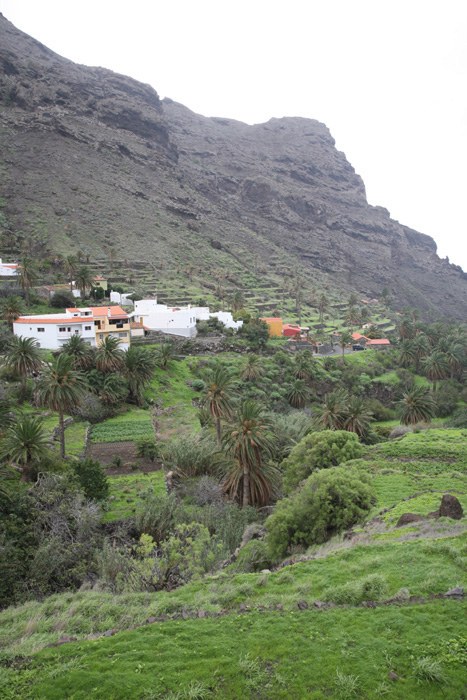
[103,471,166,522]
[2,600,467,699]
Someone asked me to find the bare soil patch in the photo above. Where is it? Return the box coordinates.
[86,440,163,475]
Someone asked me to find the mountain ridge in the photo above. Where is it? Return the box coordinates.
[0,13,466,318]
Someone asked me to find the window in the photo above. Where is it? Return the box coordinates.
[67,327,71,332]
[74,330,80,334]
[36,343,40,347]
[59,327,66,332]
[99,334,104,340]
[119,332,127,338]
[37,328,45,332]
[84,326,91,331]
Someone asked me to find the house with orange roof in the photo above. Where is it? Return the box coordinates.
[13,306,130,350]
[351,332,369,344]
[0,258,20,276]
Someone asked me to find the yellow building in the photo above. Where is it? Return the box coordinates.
[260,317,283,338]
[93,276,108,291]
[90,306,130,349]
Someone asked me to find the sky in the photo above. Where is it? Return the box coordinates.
[2,0,467,270]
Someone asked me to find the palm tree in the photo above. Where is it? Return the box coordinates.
[423,352,449,392]
[1,415,48,481]
[343,397,374,439]
[221,399,277,507]
[313,389,348,430]
[62,334,94,370]
[398,318,414,341]
[5,336,42,403]
[95,335,124,373]
[75,266,94,300]
[345,306,361,333]
[338,330,352,363]
[444,343,465,379]
[88,370,128,406]
[155,341,176,370]
[230,290,245,313]
[293,351,315,381]
[398,339,416,369]
[203,366,235,448]
[122,347,155,404]
[240,354,264,381]
[286,379,309,409]
[64,255,78,293]
[37,354,87,458]
[1,296,24,331]
[18,256,38,310]
[317,293,329,328]
[397,385,436,425]
[412,333,430,372]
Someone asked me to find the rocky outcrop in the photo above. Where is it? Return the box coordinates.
[1,13,466,318]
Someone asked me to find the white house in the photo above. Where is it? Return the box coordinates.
[132,299,198,338]
[13,306,131,350]
[191,308,243,331]
[0,258,19,276]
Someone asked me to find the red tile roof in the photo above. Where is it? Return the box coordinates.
[351,332,369,341]
[88,306,128,318]
[260,317,282,322]
[15,317,84,325]
[366,338,391,345]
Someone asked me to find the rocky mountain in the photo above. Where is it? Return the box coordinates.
[1,13,466,319]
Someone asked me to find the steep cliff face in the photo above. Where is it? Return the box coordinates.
[0,13,466,318]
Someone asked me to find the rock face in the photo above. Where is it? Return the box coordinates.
[1,13,466,317]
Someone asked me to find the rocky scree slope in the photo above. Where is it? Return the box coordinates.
[0,13,466,318]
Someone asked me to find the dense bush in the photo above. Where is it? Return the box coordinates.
[72,458,109,501]
[50,291,76,308]
[282,430,363,494]
[364,398,394,422]
[164,433,218,477]
[446,408,467,428]
[135,436,160,462]
[192,379,206,392]
[71,392,116,424]
[433,383,458,418]
[265,466,374,560]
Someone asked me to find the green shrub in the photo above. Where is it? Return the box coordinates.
[50,291,76,309]
[266,466,374,560]
[282,430,362,494]
[446,408,467,428]
[324,573,389,604]
[192,379,206,392]
[231,539,272,573]
[72,458,109,501]
[135,436,160,462]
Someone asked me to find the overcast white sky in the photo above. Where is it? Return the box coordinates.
[2,0,467,270]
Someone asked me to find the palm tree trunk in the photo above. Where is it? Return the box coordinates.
[21,460,31,482]
[19,373,26,404]
[215,418,221,450]
[432,379,437,392]
[243,465,249,507]
[25,284,30,310]
[341,345,345,363]
[59,410,66,458]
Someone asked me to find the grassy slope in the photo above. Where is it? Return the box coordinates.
[2,602,467,699]
[2,421,467,697]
